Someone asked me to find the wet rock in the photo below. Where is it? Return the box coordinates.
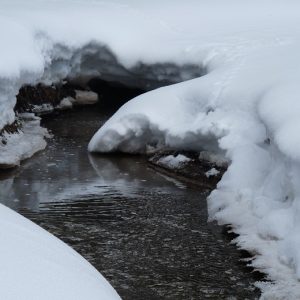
[148,150,226,189]
[15,83,78,114]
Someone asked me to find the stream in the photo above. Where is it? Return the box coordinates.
[0,105,260,299]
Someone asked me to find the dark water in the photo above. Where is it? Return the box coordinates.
[0,106,260,299]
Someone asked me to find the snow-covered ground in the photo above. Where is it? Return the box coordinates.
[0,114,47,168]
[0,203,120,300]
[1,0,300,298]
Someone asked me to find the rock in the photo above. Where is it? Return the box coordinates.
[148,150,225,189]
[75,90,98,105]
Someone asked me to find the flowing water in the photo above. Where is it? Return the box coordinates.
[0,105,260,299]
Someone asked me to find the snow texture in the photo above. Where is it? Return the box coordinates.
[205,168,220,178]
[1,0,300,298]
[157,154,191,169]
[0,114,47,168]
[0,203,120,300]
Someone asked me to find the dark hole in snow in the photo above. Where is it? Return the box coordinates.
[88,78,145,109]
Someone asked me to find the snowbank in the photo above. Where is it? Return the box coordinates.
[0,203,120,300]
[87,1,300,298]
[0,114,47,168]
[1,0,300,298]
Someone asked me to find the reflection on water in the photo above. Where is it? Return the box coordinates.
[0,106,260,299]
[0,106,185,211]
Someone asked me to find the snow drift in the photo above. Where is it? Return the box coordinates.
[1,0,300,298]
[0,203,120,300]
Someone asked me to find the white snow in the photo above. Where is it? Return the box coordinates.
[0,114,47,168]
[32,103,54,114]
[0,203,120,300]
[1,0,300,298]
[199,151,228,168]
[157,154,191,169]
[58,97,74,110]
[205,168,220,178]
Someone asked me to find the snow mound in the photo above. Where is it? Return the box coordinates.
[0,203,120,300]
[0,114,47,168]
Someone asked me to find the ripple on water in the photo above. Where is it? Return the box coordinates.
[21,190,260,300]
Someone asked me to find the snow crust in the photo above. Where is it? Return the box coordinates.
[0,114,47,168]
[205,168,220,178]
[1,0,300,298]
[0,203,120,300]
[157,154,191,169]
[88,1,300,298]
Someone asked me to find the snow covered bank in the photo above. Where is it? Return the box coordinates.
[0,0,205,133]
[0,0,204,166]
[0,203,120,300]
[0,114,47,168]
[86,1,300,298]
[2,0,300,298]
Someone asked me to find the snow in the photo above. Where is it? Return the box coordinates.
[199,151,228,168]
[32,103,54,114]
[0,114,47,168]
[0,203,120,300]
[157,154,191,169]
[1,0,300,298]
[205,168,220,178]
[58,97,73,110]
